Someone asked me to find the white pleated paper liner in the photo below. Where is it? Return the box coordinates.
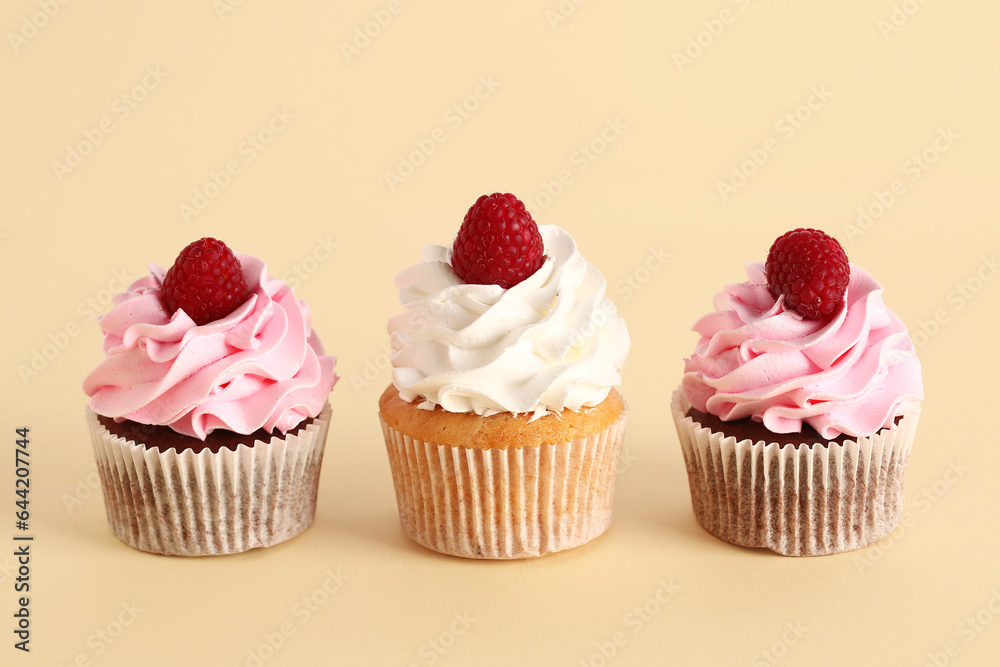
[671,389,919,556]
[379,407,628,559]
[86,403,331,556]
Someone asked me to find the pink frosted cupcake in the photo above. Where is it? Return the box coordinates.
[672,228,923,556]
[83,238,337,556]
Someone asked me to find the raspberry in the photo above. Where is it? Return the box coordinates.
[160,238,251,326]
[451,193,545,288]
[765,228,850,319]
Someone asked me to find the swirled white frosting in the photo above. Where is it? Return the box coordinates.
[388,225,629,419]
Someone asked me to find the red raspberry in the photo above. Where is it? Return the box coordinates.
[160,238,251,326]
[765,228,850,319]
[451,193,545,288]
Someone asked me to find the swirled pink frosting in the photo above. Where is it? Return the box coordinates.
[83,254,337,440]
[682,263,922,439]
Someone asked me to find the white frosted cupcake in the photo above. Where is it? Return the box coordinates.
[379,193,630,559]
[83,238,338,556]
[673,228,923,556]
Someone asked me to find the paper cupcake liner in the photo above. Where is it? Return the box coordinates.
[671,389,919,556]
[86,403,331,556]
[379,407,628,559]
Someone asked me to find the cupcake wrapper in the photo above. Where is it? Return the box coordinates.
[86,403,331,556]
[379,408,628,559]
[671,390,919,556]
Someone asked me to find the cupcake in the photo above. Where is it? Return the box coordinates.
[83,238,338,556]
[378,193,630,559]
[673,228,923,556]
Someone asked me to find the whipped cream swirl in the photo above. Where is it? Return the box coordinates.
[682,263,922,439]
[84,254,337,440]
[388,225,629,418]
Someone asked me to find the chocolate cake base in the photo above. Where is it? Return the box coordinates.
[684,407,902,448]
[97,415,314,454]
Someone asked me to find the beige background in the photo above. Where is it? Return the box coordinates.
[3,1,999,665]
